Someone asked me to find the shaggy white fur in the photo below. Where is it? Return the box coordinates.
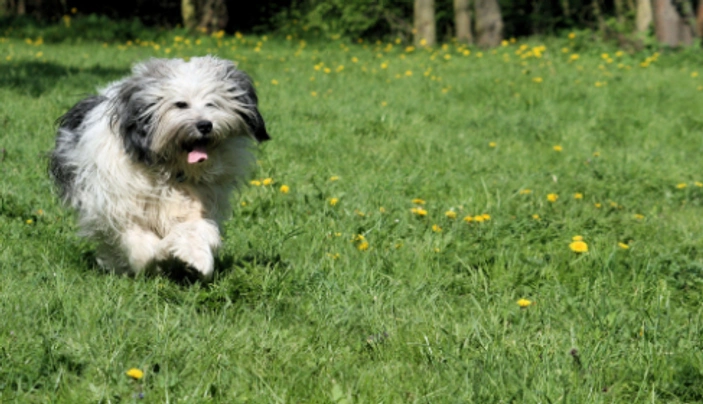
[50,56,270,281]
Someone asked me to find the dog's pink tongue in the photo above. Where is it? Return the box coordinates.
[187,146,208,164]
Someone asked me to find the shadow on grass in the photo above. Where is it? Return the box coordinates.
[0,60,127,97]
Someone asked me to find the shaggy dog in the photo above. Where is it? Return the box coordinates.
[50,56,270,281]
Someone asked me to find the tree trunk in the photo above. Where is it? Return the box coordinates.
[454,0,473,44]
[614,0,626,24]
[414,0,436,47]
[697,0,703,35]
[475,0,503,47]
[654,0,694,46]
[197,0,228,33]
[16,0,25,15]
[636,0,653,32]
[182,0,197,30]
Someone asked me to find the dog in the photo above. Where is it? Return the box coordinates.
[50,55,270,281]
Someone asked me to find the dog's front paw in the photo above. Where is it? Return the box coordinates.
[157,236,215,281]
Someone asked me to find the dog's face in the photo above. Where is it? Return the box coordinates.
[110,56,269,174]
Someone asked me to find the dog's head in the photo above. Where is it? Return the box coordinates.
[109,56,269,174]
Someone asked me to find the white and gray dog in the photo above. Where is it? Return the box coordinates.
[50,55,270,281]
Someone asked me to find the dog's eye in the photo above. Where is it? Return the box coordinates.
[175,102,188,109]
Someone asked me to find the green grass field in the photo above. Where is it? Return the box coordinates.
[2,29,703,402]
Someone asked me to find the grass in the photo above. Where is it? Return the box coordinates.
[1,29,703,403]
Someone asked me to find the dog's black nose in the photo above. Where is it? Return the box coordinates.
[196,120,213,135]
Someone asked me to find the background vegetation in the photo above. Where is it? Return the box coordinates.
[1,20,703,401]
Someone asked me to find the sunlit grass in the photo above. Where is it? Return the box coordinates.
[1,28,703,402]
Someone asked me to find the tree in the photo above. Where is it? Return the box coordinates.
[414,0,436,47]
[454,0,473,44]
[181,0,228,33]
[636,0,653,33]
[654,0,695,46]
[475,0,503,47]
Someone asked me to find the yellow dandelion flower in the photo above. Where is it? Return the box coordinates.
[462,216,472,223]
[380,62,388,69]
[568,32,576,39]
[411,207,428,216]
[357,241,369,251]
[618,242,630,249]
[489,141,497,148]
[677,183,687,189]
[473,215,485,222]
[533,77,543,83]
[240,201,247,207]
[432,224,442,232]
[553,145,563,152]
[262,178,273,186]
[445,211,457,219]
[634,214,644,220]
[405,70,412,76]
[323,67,331,74]
[696,181,703,187]
[569,54,579,61]
[517,298,532,308]
[279,185,290,194]
[330,175,340,181]
[547,193,558,202]
[574,193,583,199]
[355,210,366,217]
[329,197,339,206]
[250,180,261,186]
[569,240,588,253]
[126,368,144,380]
[482,213,491,220]
[412,198,426,205]
[692,71,699,78]
[572,235,583,241]
[26,219,33,224]
[351,56,358,63]
[519,189,532,195]
[593,151,601,157]
[594,203,602,208]
[310,91,318,97]
[532,214,540,220]
[381,101,388,107]
[379,207,386,213]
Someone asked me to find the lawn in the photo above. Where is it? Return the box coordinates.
[1,28,703,402]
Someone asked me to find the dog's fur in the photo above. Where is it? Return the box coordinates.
[50,56,270,281]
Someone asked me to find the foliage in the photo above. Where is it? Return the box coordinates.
[1,28,703,402]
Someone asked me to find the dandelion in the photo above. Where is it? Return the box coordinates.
[405,70,413,76]
[126,368,144,380]
[473,215,485,222]
[411,207,428,216]
[279,185,290,194]
[482,214,491,220]
[262,178,273,186]
[676,183,687,189]
[310,91,318,97]
[696,182,703,187]
[240,201,247,207]
[26,219,33,224]
[692,71,699,78]
[517,298,532,308]
[250,180,261,186]
[572,235,583,241]
[412,198,426,205]
[532,214,540,220]
[329,175,340,181]
[547,193,558,202]
[379,207,386,213]
[569,240,588,253]
[489,141,497,148]
[445,211,457,219]
[463,215,473,223]
[329,197,339,206]
[327,253,340,259]
[634,214,644,220]
[357,241,369,251]
[574,193,583,199]
[618,242,630,250]
[519,189,532,195]
[351,56,358,63]
[568,32,576,39]
[432,224,442,232]
[380,62,388,69]
[553,145,563,152]
[533,77,543,83]
[569,54,579,61]
[594,203,602,208]
[381,101,388,107]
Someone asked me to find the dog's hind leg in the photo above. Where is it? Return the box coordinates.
[155,220,221,281]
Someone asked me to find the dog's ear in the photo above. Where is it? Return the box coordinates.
[224,63,271,142]
[110,74,158,164]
